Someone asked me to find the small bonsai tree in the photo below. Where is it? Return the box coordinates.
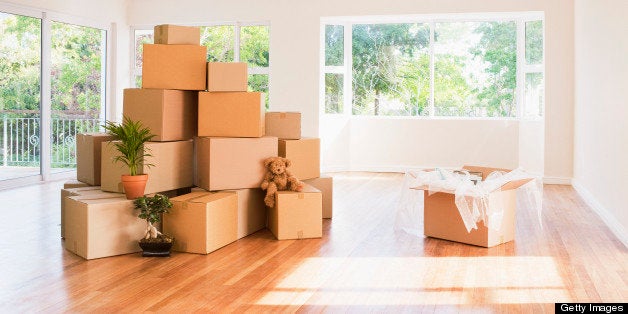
[103,116,155,176]
[134,194,173,242]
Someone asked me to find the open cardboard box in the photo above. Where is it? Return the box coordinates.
[419,165,532,247]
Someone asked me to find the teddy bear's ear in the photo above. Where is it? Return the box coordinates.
[283,158,292,167]
[264,157,275,168]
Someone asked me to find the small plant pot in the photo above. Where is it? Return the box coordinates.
[138,236,174,257]
[121,174,148,200]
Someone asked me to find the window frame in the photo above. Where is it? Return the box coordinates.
[130,21,271,104]
[320,12,544,120]
[0,2,111,187]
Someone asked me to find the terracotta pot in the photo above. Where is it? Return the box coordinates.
[121,174,148,199]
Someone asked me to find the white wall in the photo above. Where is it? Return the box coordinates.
[0,0,129,122]
[573,0,628,246]
[348,119,520,171]
[126,0,574,178]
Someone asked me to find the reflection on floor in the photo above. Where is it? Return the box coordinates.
[0,172,625,312]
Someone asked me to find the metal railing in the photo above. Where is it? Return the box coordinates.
[1,116,101,168]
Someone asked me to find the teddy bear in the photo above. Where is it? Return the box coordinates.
[260,156,304,207]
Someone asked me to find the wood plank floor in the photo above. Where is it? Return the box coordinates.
[0,172,625,313]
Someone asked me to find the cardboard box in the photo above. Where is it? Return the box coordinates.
[142,44,207,91]
[154,24,200,45]
[163,192,238,254]
[123,88,197,142]
[101,140,194,194]
[265,112,301,140]
[278,138,320,180]
[60,186,107,238]
[64,193,145,259]
[268,183,322,240]
[224,188,267,239]
[207,62,248,92]
[198,92,265,137]
[195,136,278,191]
[303,176,333,219]
[76,133,115,185]
[422,166,532,247]
[63,180,90,189]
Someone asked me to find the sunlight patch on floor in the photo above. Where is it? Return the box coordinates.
[255,256,570,306]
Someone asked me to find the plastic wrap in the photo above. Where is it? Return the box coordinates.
[394,167,543,235]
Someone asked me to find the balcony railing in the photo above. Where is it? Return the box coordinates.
[1,116,102,168]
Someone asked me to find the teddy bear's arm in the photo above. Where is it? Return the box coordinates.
[261,172,273,190]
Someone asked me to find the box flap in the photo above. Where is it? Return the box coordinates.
[171,191,211,203]
[188,191,237,204]
[277,183,321,195]
[462,165,511,180]
[69,195,130,205]
[497,178,533,191]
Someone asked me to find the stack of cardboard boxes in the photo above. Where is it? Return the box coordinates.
[264,112,334,239]
[61,24,333,260]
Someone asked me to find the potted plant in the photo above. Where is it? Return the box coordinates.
[103,116,155,199]
[134,194,174,257]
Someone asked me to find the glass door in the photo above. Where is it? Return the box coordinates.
[0,11,42,181]
[49,21,106,174]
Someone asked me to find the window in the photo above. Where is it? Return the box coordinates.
[0,8,108,183]
[434,21,516,117]
[240,25,270,108]
[51,22,106,170]
[132,23,271,108]
[321,13,544,119]
[523,20,544,118]
[323,25,344,114]
[352,23,430,116]
[0,12,41,180]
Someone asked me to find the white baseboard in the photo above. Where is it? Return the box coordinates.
[572,179,628,248]
[322,165,429,173]
[321,165,350,173]
[543,176,572,185]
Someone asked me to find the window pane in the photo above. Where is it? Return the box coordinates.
[51,21,105,170]
[0,12,41,179]
[240,25,269,68]
[525,20,543,65]
[352,23,430,116]
[134,30,153,69]
[434,21,516,117]
[248,74,269,110]
[524,72,544,117]
[200,25,234,62]
[325,73,343,114]
[325,25,343,66]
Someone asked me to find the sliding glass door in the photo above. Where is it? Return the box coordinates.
[0,6,109,185]
[0,12,42,181]
[50,21,106,173]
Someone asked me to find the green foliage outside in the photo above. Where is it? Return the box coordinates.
[525,20,543,65]
[240,25,269,68]
[0,13,103,168]
[325,25,343,66]
[201,25,234,62]
[352,23,430,116]
[325,20,535,117]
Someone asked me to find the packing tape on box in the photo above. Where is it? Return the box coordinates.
[394,167,543,236]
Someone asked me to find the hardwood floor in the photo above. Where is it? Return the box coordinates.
[0,172,625,312]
